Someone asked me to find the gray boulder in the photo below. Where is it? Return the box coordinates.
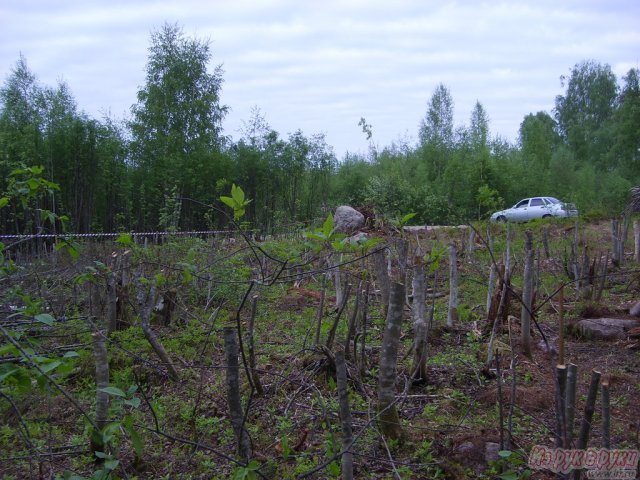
[334,206,365,233]
[577,318,640,340]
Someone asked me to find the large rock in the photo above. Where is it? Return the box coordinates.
[333,206,365,233]
[577,318,640,340]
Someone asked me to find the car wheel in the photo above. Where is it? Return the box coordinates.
[542,214,552,219]
[497,215,507,223]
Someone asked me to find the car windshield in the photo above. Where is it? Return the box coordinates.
[545,197,560,204]
[514,199,529,208]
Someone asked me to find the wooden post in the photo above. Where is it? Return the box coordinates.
[565,363,578,446]
[139,285,179,381]
[326,284,351,350]
[248,295,263,396]
[556,365,567,448]
[521,230,534,357]
[373,249,390,317]
[574,369,602,480]
[559,285,565,365]
[634,220,640,262]
[601,378,610,449]
[335,351,353,480]
[411,250,428,383]
[447,243,459,327]
[314,274,327,345]
[90,329,109,456]
[377,282,405,440]
[344,282,361,360]
[224,326,252,462]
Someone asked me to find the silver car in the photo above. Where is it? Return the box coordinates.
[490,197,578,222]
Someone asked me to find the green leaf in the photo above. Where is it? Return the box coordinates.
[34,313,55,326]
[123,414,144,457]
[331,240,346,252]
[498,472,518,480]
[220,196,235,209]
[0,197,9,208]
[401,212,417,224]
[0,343,19,356]
[40,361,62,374]
[124,397,141,408]
[116,233,133,246]
[231,184,244,204]
[94,451,109,459]
[56,361,75,376]
[54,239,80,260]
[154,272,166,286]
[0,366,20,383]
[104,459,120,470]
[102,421,121,442]
[40,209,57,225]
[99,386,127,397]
[303,232,325,242]
[27,178,39,191]
[498,450,513,458]
[322,213,334,237]
[63,351,80,358]
[61,470,86,480]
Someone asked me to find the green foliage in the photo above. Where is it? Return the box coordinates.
[477,184,504,218]
[232,460,262,480]
[487,450,533,480]
[220,183,252,222]
[115,233,133,246]
[303,213,346,253]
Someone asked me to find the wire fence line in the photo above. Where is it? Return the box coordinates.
[0,230,236,240]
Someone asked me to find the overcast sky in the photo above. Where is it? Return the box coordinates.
[1,0,639,158]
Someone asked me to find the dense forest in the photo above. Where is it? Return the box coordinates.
[1,23,639,235]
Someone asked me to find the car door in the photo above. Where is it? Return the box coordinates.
[511,198,531,221]
[526,197,548,220]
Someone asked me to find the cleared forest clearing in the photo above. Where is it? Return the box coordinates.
[0,218,639,479]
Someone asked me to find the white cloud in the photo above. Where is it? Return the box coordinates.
[1,0,638,156]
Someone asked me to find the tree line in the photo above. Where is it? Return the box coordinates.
[1,23,638,235]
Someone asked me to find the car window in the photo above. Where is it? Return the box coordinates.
[545,197,560,204]
[515,199,529,208]
[530,198,544,207]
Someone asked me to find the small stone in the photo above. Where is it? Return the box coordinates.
[485,442,501,463]
[457,441,475,454]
